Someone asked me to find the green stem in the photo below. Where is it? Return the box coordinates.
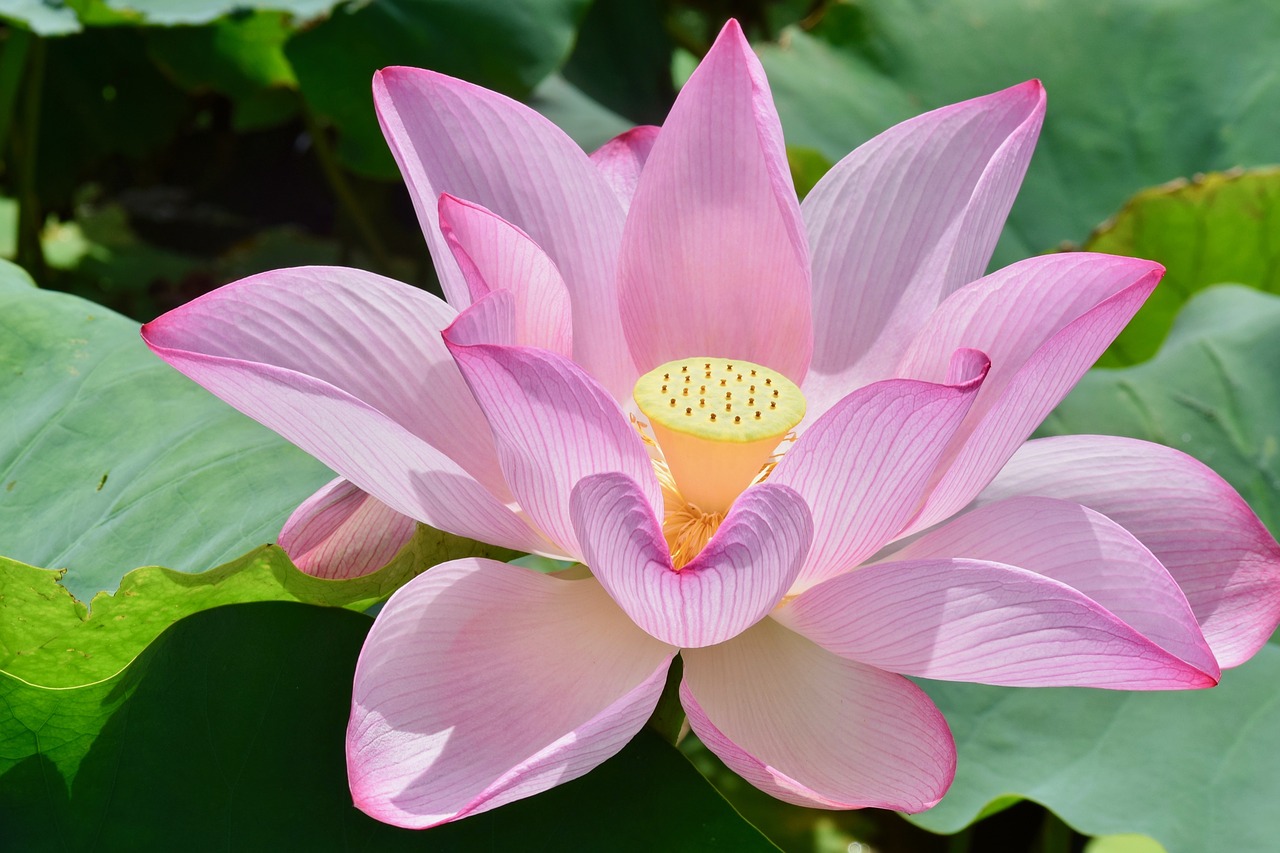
[300,104,394,274]
[0,27,32,150]
[13,32,44,281]
[1038,810,1076,853]
[646,654,686,746]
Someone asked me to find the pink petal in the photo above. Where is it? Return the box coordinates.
[279,477,416,579]
[777,558,1219,689]
[348,558,676,828]
[681,616,954,811]
[590,125,660,209]
[373,67,634,399]
[803,80,1044,415]
[443,323,661,557]
[899,254,1163,532]
[883,495,1217,675]
[617,20,811,381]
[977,435,1280,668]
[141,267,552,553]
[570,473,812,647]
[437,194,573,357]
[770,350,988,589]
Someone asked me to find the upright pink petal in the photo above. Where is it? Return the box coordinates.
[770,351,988,589]
[142,267,552,554]
[444,321,661,558]
[777,558,1219,689]
[590,125,660,210]
[348,559,676,828]
[373,68,634,399]
[570,473,811,647]
[437,194,573,357]
[280,477,416,580]
[802,80,1044,416]
[899,254,1163,532]
[617,20,812,382]
[681,617,954,811]
[977,436,1280,668]
[883,496,1217,675]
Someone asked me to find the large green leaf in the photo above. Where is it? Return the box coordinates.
[906,287,1280,847]
[1086,169,1280,366]
[286,0,592,177]
[0,524,516,688]
[67,0,337,27]
[758,0,1280,267]
[0,602,776,851]
[1040,284,1280,535]
[912,645,1280,851]
[0,259,332,600]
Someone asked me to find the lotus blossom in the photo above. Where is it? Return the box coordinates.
[142,20,1280,829]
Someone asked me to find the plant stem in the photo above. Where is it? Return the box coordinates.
[10,30,45,281]
[1038,810,1076,853]
[300,103,394,275]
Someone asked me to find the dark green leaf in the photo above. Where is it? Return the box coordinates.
[759,0,1280,266]
[287,0,592,178]
[0,602,776,851]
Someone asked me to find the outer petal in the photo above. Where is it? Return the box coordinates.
[348,559,676,829]
[443,322,661,558]
[437,194,573,357]
[570,473,811,647]
[681,616,954,811]
[617,20,811,381]
[590,125,660,209]
[279,477,416,580]
[373,67,634,399]
[141,267,551,553]
[776,558,1218,689]
[883,496,1217,676]
[899,254,1163,532]
[803,80,1044,414]
[976,435,1280,668]
[770,350,988,589]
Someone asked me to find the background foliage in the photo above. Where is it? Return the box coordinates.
[1,1,1278,851]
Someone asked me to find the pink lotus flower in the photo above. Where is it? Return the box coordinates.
[142,21,1280,829]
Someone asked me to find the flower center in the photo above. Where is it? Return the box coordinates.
[633,357,805,520]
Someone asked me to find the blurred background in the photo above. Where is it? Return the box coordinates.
[2,2,1277,851]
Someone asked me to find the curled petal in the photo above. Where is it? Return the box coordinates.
[438,194,573,357]
[681,617,955,811]
[280,477,416,579]
[374,67,633,399]
[977,435,1280,668]
[590,125,660,210]
[882,495,1217,676]
[777,558,1219,689]
[899,254,1163,532]
[770,350,987,588]
[444,321,660,557]
[348,559,676,828]
[141,267,551,553]
[803,80,1044,414]
[571,473,811,647]
[618,20,811,381]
